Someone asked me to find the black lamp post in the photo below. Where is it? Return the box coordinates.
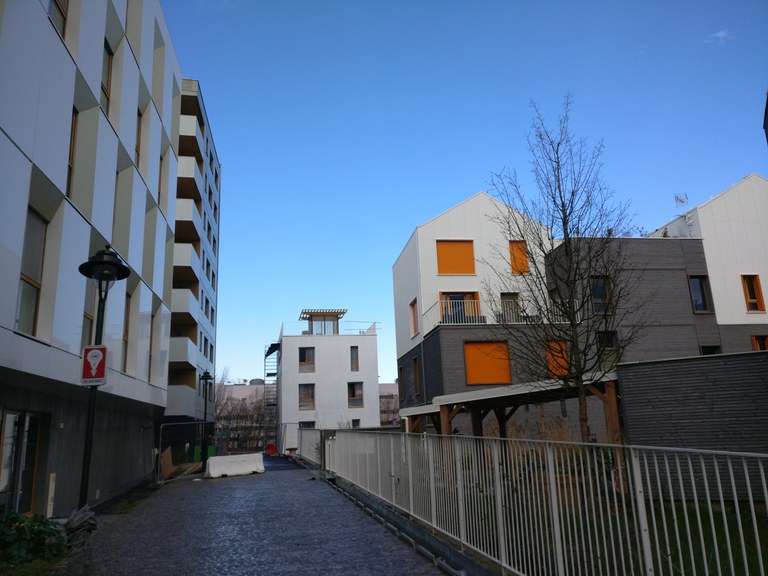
[200,370,213,470]
[78,245,130,508]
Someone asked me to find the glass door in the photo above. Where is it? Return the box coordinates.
[0,411,40,514]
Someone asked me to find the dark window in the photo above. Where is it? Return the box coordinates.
[689,276,713,313]
[591,276,608,313]
[752,336,768,351]
[299,347,315,373]
[700,345,721,355]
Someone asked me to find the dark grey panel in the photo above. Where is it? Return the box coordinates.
[618,352,768,453]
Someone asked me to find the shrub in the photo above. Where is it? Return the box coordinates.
[0,511,65,570]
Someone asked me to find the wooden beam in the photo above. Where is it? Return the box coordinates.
[439,403,463,435]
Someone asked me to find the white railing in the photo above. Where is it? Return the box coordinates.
[322,431,767,576]
[297,428,323,466]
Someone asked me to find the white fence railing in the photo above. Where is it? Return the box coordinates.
[316,431,767,576]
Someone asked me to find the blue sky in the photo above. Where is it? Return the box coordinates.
[160,0,767,384]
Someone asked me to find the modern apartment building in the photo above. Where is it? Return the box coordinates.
[272,309,380,452]
[649,173,768,352]
[0,0,182,515]
[393,179,768,439]
[165,79,220,430]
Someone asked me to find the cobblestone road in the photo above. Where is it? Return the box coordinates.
[91,456,446,575]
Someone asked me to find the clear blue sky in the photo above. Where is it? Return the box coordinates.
[160,0,767,384]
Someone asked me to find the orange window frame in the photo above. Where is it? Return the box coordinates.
[436,240,475,275]
[409,298,419,336]
[464,341,511,385]
[742,275,765,312]
[509,240,530,275]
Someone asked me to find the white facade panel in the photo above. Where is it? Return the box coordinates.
[392,232,421,358]
[49,206,91,354]
[32,28,75,194]
[0,132,30,329]
[90,114,119,239]
[0,0,48,157]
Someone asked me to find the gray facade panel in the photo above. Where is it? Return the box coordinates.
[618,352,768,453]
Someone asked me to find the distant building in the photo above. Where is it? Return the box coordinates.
[271,309,380,452]
[0,0,181,514]
[165,80,221,432]
[378,383,400,427]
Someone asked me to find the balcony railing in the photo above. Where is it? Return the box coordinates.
[422,299,578,334]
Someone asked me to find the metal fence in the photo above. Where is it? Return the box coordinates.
[156,421,213,483]
[316,431,767,576]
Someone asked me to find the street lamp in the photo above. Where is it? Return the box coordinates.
[78,245,130,508]
[200,370,213,471]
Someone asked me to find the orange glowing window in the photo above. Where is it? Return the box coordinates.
[509,240,529,275]
[464,342,511,385]
[436,240,475,275]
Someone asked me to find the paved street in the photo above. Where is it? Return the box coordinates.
[91,457,446,575]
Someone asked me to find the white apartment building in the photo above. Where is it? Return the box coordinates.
[165,79,220,427]
[274,309,380,452]
[650,173,768,348]
[0,0,181,515]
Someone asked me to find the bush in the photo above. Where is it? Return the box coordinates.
[0,511,65,571]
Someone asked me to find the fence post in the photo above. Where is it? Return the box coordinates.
[427,435,437,527]
[629,448,656,575]
[407,434,415,516]
[454,438,467,546]
[492,440,508,567]
[545,444,566,576]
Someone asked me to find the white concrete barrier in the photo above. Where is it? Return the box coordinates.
[204,452,265,478]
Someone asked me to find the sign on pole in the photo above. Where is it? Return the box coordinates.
[82,345,107,385]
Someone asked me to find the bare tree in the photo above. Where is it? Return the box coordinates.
[215,370,268,452]
[485,95,645,442]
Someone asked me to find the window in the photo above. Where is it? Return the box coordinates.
[700,345,721,355]
[121,293,131,372]
[299,347,315,373]
[100,40,113,111]
[397,366,405,400]
[499,292,520,323]
[688,276,713,313]
[436,240,475,275]
[15,210,47,335]
[48,0,68,37]
[464,342,511,385]
[752,336,768,351]
[597,331,619,370]
[440,292,481,323]
[299,384,315,410]
[409,299,419,336]
[412,357,421,395]
[348,382,363,408]
[591,276,608,313]
[352,419,360,428]
[509,240,529,275]
[135,109,142,165]
[67,108,77,197]
[741,275,765,312]
[298,421,315,429]
[546,340,568,378]
[81,279,96,351]
[148,312,155,381]
[350,346,359,371]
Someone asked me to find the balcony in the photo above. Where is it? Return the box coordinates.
[421,298,570,334]
[177,156,203,202]
[171,288,199,324]
[173,243,201,284]
[175,198,202,244]
[170,336,198,368]
[178,114,204,162]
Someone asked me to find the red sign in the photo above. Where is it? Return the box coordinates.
[82,345,107,385]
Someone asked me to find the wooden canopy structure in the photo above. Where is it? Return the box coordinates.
[400,372,621,443]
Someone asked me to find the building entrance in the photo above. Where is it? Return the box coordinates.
[0,410,40,514]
